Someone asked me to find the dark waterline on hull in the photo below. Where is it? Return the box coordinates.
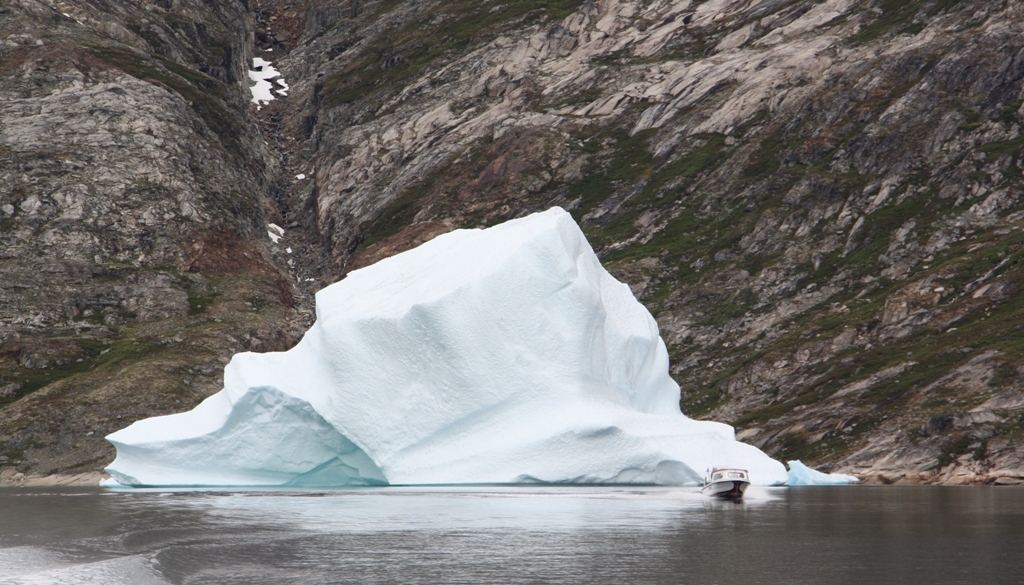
[1,485,1022,584]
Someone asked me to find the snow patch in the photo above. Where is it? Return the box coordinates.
[267,223,285,244]
[248,58,286,109]
[786,460,859,485]
[105,208,789,488]
[295,173,306,180]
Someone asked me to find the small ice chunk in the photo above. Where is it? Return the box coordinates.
[786,460,859,485]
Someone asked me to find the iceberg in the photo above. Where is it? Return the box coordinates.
[105,208,789,487]
[786,460,859,485]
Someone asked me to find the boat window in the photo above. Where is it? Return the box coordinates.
[728,472,744,479]
[712,473,723,481]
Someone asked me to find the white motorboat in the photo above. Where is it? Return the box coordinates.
[702,468,750,500]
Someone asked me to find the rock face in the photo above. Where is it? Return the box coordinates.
[3,0,1024,485]
[0,0,305,478]
[105,209,789,487]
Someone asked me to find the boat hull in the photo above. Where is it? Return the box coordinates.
[701,480,749,500]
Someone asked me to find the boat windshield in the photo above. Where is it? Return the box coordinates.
[712,473,723,481]
[727,472,746,479]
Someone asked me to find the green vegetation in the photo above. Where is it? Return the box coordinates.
[0,268,295,416]
[958,108,982,131]
[994,412,1024,440]
[324,0,585,108]
[743,131,795,179]
[591,134,733,247]
[558,130,737,270]
[123,21,166,50]
[979,136,1024,165]
[188,290,219,315]
[87,46,243,149]
[605,205,750,281]
[726,231,1024,459]
[935,434,984,468]
[995,100,1023,126]
[704,287,760,325]
[359,186,428,249]
[0,337,171,409]
[567,129,656,221]
[848,0,964,46]
[988,362,1018,388]
[677,202,1024,461]
[679,385,729,418]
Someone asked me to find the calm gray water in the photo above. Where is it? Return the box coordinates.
[0,485,1022,584]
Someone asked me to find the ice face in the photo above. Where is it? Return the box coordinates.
[106,386,386,487]
[786,460,859,485]
[105,208,790,487]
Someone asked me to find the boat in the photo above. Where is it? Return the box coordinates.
[701,468,750,500]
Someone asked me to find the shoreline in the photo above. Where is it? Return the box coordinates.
[0,469,106,487]
[2,469,1021,488]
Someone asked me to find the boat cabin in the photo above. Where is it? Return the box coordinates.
[709,469,749,483]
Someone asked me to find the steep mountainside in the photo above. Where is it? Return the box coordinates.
[2,0,1024,485]
[0,0,305,482]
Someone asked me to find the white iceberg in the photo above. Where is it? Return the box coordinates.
[786,460,859,485]
[105,208,789,487]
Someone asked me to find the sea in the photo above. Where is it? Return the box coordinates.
[0,485,1022,584]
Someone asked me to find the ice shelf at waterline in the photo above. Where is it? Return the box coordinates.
[786,461,859,486]
[104,208,789,487]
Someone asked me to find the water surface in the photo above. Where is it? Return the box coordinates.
[1,485,1021,584]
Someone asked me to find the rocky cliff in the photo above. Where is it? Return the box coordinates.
[0,0,305,482]
[2,0,1023,485]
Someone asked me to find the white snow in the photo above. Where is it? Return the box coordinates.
[786,460,859,485]
[286,247,293,254]
[248,58,286,109]
[267,223,284,244]
[104,208,790,488]
[295,173,306,180]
